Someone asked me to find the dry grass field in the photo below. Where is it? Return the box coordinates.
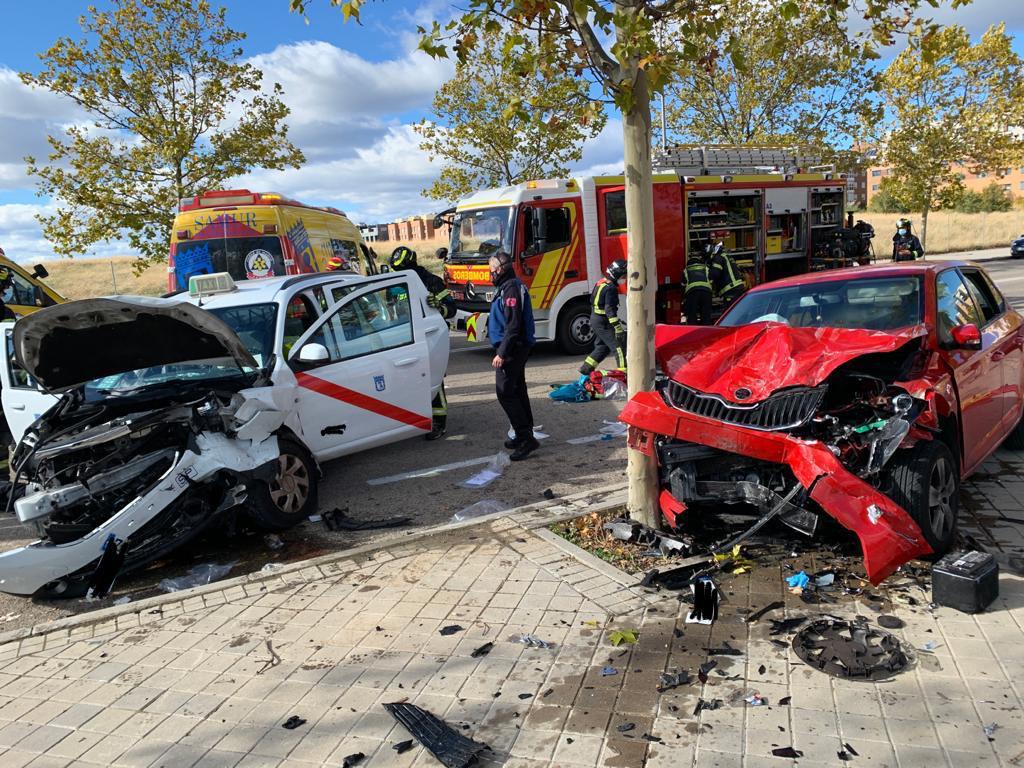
[39,257,168,300]
[858,210,1024,254]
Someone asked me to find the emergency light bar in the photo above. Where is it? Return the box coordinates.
[188,272,237,299]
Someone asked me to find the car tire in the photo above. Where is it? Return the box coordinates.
[1004,416,1024,449]
[883,439,958,557]
[247,437,319,531]
[556,300,594,356]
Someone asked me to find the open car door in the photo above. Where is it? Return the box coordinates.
[0,323,57,444]
[286,275,432,460]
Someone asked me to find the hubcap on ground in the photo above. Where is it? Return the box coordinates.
[271,454,310,514]
[572,315,594,345]
[928,455,957,539]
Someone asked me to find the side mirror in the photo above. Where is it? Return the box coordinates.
[950,323,982,350]
[32,264,49,279]
[297,343,330,364]
[379,264,391,273]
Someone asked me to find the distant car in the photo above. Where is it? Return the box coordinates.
[1012,234,1024,259]
[621,261,1023,583]
[0,271,449,597]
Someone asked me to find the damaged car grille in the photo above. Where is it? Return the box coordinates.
[662,381,826,431]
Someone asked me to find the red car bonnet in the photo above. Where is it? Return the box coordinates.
[655,322,930,403]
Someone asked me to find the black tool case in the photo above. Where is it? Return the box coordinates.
[932,551,999,613]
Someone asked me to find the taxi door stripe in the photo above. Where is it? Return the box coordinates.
[541,229,580,308]
[295,372,432,431]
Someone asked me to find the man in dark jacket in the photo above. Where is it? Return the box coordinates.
[682,252,713,325]
[580,259,627,376]
[390,246,456,440]
[892,218,924,262]
[707,242,746,310]
[487,251,538,460]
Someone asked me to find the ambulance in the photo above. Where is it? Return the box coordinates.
[440,147,852,354]
[168,189,377,292]
[0,251,64,316]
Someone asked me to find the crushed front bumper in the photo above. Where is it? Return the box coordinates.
[621,391,933,583]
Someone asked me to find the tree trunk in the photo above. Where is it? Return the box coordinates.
[920,205,929,253]
[622,67,659,529]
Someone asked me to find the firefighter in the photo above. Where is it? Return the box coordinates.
[580,259,627,376]
[390,246,456,440]
[682,251,713,325]
[0,266,15,320]
[892,218,924,262]
[487,250,538,461]
[707,241,746,311]
[324,255,346,272]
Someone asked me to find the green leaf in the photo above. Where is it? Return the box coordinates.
[609,629,638,647]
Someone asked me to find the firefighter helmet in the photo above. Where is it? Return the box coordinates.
[605,259,627,282]
[435,247,448,261]
[325,255,346,272]
[390,246,417,270]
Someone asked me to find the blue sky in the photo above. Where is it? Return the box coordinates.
[0,0,1021,261]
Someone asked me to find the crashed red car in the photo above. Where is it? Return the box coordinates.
[621,262,1024,583]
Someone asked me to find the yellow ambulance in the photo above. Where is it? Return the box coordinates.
[0,249,64,316]
[168,189,377,291]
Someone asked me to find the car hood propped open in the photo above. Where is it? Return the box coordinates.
[14,297,260,392]
[655,322,930,403]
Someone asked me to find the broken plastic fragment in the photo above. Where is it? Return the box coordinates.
[158,561,237,593]
[745,693,766,706]
[518,634,552,649]
[867,504,883,524]
[87,534,126,599]
[772,747,803,758]
[282,715,307,730]
[786,571,811,590]
[393,740,414,754]
[383,702,489,768]
[600,420,628,437]
[657,671,691,691]
[459,452,510,488]
[815,573,835,587]
[693,698,722,715]
[984,723,999,740]
[470,642,493,658]
[341,753,365,768]
[450,499,507,523]
[601,666,618,676]
[745,601,784,623]
[439,625,464,636]
[616,722,635,732]
[921,640,940,651]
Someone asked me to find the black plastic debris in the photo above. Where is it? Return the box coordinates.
[698,660,717,684]
[393,740,414,754]
[844,742,859,756]
[518,693,533,700]
[769,617,807,635]
[617,722,636,733]
[542,688,554,698]
[673,627,684,638]
[707,641,742,656]
[643,734,664,743]
[439,625,464,636]
[384,702,489,768]
[838,750,852,761]
[792,618,908,680]
[471,642,493,658]
[88,534,126,598]
[773,747,803,758]
[342,753,365,767]
[877,615,904,629]
[639,569,660,588]
[933,551,999,613]
[657,671,690,692]
[693,698,722,716]
[758,664,767,675]
[778,696,791,706]
[282,715,306,730]
[543,488,556,500]
[323,507,410,531]
[746,601,785,623]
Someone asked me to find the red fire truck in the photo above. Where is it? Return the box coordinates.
[440,147,856,354]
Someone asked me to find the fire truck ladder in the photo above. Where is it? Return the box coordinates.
[654,146,834,176]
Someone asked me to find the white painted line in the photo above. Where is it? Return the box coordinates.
[367,455,496,485]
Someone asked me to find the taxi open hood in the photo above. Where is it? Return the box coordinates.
[655,322,930,403]
[13,297,259,392]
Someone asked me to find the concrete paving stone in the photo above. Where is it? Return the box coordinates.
[0,750,37,768]
[551,732,603,766]
[76,733,137,765]
[692,748,744,767]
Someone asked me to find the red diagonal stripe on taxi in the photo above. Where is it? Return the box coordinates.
[295,372,431,431]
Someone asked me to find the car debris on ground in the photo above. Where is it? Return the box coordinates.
[383,702,489,768]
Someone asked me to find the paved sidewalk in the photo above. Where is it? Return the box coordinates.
[2,462,1024,767]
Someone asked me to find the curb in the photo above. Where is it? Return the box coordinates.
[0,480,629,647]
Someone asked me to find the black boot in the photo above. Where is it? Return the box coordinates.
[510,436,540,461]
[426,417,447,441]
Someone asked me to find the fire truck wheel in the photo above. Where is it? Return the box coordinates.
[556,300,595,356]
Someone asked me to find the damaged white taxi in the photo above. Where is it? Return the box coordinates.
[0,271,449,597]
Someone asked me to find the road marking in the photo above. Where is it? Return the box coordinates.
[367,455,497,485]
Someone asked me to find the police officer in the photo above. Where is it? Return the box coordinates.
[580,259,627,376]
[487,251,538,461]
[390,246,456,440]
[707,242,745,311]
[682,251,713,325]
[892,218,924,262]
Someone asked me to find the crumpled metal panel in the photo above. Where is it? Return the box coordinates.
[653,322,929,404]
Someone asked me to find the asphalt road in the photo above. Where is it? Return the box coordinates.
[1,248,1022,632]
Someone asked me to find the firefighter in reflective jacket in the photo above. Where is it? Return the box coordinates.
[580,259,628,376]
[682,252,713,325]
[707,242,746,310]
[892,218,924,262]
[390,246,455,440]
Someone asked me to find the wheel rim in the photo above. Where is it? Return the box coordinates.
[927,455,957,540]
[270,454,310,515]
[571,314,594,345]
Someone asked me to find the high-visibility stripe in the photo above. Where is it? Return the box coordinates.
[296,372,431,431]
[540,226,580,309]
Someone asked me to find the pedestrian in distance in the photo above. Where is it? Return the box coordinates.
[487,251,539,461]
[580,259,627,377]
[682,251,714,325]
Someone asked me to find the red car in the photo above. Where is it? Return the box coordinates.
[621,261,1024,583]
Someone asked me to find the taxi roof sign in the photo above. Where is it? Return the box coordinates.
[188,272,237,299]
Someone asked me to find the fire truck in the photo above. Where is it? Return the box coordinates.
[439,147,855,354]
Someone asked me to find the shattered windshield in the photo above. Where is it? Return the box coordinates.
[720,277,924,331]
[207,303,278,367]
[86,357,254,398]
[450,207,515,261]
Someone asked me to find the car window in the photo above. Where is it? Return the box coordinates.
[282,296,318,358]
[6,331,37,389]
[523,207,572,252]
[305,283,413,363]
[604,190,627,234]
[960,269,1002,323]
[978,270,1006,312]
[4,270,43,308]
[936,269,983,344]
[206,303,278,367]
